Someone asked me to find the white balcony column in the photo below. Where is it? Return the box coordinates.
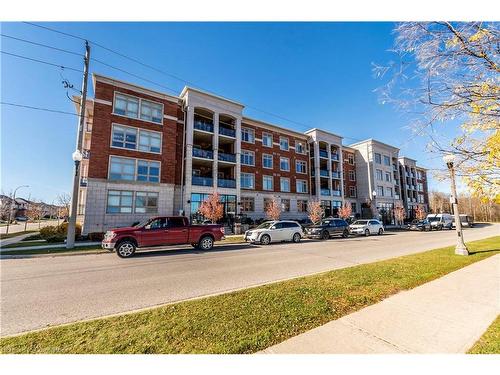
[213,112,219,190]
[314,142,321,198]
[183,106,195,217]
[339,145,345,204]
[327,142,333,194]
[235,117,242,215]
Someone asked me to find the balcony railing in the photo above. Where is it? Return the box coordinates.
[332,190,341,196]
[218,152,236,163]
[319,150,328,158]
[219,126,236,138]
[192,176,213,186]
[193,148,213,159]
[320,188,331,196]
[331,171,341,179]
[217,178,236,188]
[194,120,214,133]
[320,169,329,177]
[331,153,339,161]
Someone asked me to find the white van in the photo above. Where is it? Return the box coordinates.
[426,213,454,230]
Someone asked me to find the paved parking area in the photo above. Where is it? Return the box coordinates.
[1,223,498,336]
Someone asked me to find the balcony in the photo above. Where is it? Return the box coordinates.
[319,169,329,177]
[194,120,214,133]
[217,178,236,188]
[331,171,341,179]
[319,150,328,158]
[332,190,341,196]
[331,153,340,161]
[193,148,213,160]
[192,176,213,186]
[219,126,236,138]
[320,188,331,196]
[218,152,236,163]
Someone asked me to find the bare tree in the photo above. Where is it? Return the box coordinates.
[57,193,71,221]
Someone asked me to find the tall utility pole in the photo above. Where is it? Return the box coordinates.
[66,41,90,249]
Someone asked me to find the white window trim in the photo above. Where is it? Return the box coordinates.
[262,132,273,148]
[349,170,356,181]
[295,141,307,154]
[263,175,274,191]
[110,123,163,155]
[240,197,255,212]
[108,155,161,183]
[280,177,291,192]
[112,91,164,126]
[106,189,134,214]
[241,172,255,190]
[280,157,290,172]
[262,153,273,169]
[296,179,308,193]
[241,150,256,166]
[295,160,307,174]
[241,127,255,144]
[279,136,289,151]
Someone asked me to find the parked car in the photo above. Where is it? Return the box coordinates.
[349,219,384,236]
[426,213,453,230]
[304,218,350,239]
[452,214,474,228]
[101,216,225,258]
[15,216,28,222]
[407,219,432,231]
[244,220,303,245]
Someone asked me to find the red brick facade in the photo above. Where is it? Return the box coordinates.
[342,149,357,199]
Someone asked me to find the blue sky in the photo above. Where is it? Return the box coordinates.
[1,22,454,202]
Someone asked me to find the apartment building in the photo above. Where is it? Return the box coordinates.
[398,157,429,216]
[76,74,428,234]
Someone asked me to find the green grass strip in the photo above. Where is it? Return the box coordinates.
[0,230,37,240]
[0,246,104,256]
[1,236,499,354]
[468,315,500,354]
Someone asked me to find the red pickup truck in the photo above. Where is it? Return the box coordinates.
[102,216,225,258]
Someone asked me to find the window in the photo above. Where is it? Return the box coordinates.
[296,180,308,193]
[241,173,254,189]
[296,160,307,174]
[262,132,273,147]
[146,217,167,230]
[135,192,159,213]
[109,156,135,181]
[297,200,308,212]
[263,175,273,191]
[349,186,356,198]
[137,160,160,182]
[348,153,355,165]
[263,154,273,169]
[295,141,306,154]
[114,93,139,119]
[386,187,393,197]
[377,186,384,197]
[139,130,161,153]
[241,127,255,143]
[385,172,392,182]
[349,170,356,181]
[351,202,357,212]
[106,190,133,213]
[168,217,186,227]
[140,99,163,123]
[279,137,289,151]
[112,125,137,149]
[280,177,290,192]
[281,199,290,212]
[417,183,424,191]
[241,150,255,166]
[383,155,391,166]
[375,153,382,164]
[376,169,383,181]
[241,197,254,212]
[280,157,290,171]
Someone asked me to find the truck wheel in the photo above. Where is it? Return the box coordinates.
[260,234,271,245]
[321,230,329,240]
[198,236,214,250]
[116,241,136,258]
[292,232,301,243]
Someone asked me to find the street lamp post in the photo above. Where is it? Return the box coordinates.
[66,150,83,249]
[443,153,469,256]
[5,185,29,235]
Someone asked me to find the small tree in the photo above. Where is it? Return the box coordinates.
[307,200,324,224]
[198,192,224,224]
[57,193,71,221]
[26,201,45,229]
[338,203,352,221]
[265,197,282,221]
[415,205,426,220]
[393,203,406,227]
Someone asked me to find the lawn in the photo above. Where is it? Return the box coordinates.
[0,230,37,240]
[468,315,500,354]
[1,236,498,354]
[3,240,52,249]
[0,246,104,256]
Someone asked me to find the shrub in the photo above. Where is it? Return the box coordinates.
[45,235,66,243]
[22,234,43,241]
[39,223,82,241]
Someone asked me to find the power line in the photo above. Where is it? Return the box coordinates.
[1,34,84,57]
[1,101,79,116]
[1,51,83,72]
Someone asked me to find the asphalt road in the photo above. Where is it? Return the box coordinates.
[1,223,498,336]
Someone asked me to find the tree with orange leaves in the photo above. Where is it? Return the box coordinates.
[265,197,282,221]
[198,192,224,223]
[338,203,352,220]
[415,205,426,220]
[307,199,324,224]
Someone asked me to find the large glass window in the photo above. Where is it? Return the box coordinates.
[137,160,160,182]
[280,137,289,151]
[385,172,392,182]
[140,99,163,123]
[349,186,357,197]
[114,93,139,118]
[263,175,273,191]
[280,157,290,171]
[135,192,159,213]
[383,155,391,166]
[113,93,163,124]
[262,154,273,169]
[376,169,383,181]
[241,150,255,166]
[281,199,290,212]
[241,197,254,212]
[295,141,306,154]
[106,190,133,213]
[280,177,290,192]
[262,132,273,147]
[377,185,384,197]
[348,153,355,165]
[109,156,135,181]
[296,179,308,193]
[296,160,306,173]
[297,200,308,212]
[111,125,137,149]
[349,170,356,181]
[241,173,254,189]
[241,128,255,143]
[374,153,382,164]
[139,130,161,153]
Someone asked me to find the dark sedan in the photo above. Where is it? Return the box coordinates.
[408,219,432,231]
[304,218,350,240]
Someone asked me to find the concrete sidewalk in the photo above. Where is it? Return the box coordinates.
[0,232,39,247]
[263,254,500,354]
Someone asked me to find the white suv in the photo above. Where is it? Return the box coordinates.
[349,219,384,236]
[244,220,303,245]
